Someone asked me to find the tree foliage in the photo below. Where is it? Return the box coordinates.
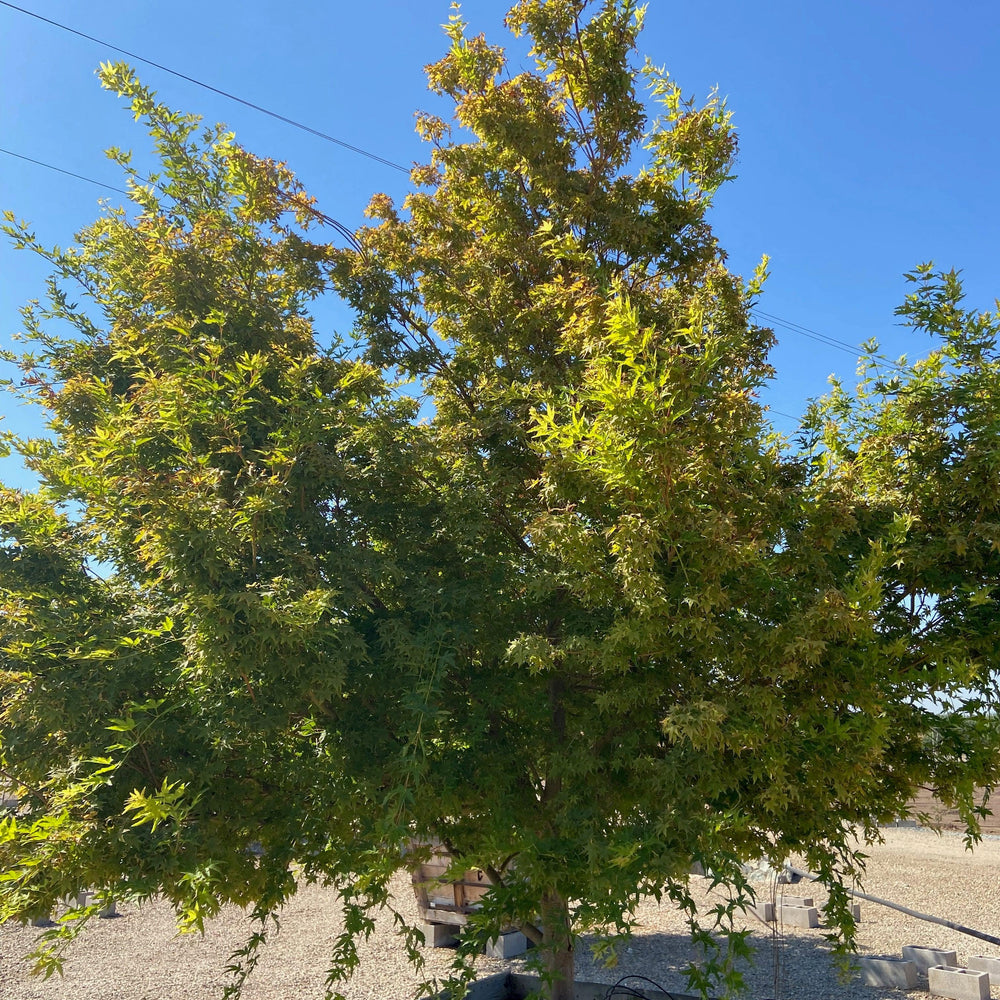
[1,3,998,999]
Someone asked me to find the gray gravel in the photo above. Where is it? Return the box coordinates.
[2,827,999,999]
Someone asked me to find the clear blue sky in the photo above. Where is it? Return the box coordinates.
[2,0,999,491]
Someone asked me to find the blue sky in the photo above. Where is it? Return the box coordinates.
[2,0,999,490]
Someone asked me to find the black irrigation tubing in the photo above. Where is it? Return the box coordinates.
[785,866,1000,949]
[604,974,688,1000]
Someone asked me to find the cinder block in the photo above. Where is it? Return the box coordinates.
[750,901,775,922]
[902,945,959,974]
[967,956,1000,985]
[419,922,458,947]
[850,902,861,922]
[61,891,116,917]
[859,957,918,989]
[485,931,528,959]
[779,904,819,928]
[927,965,989,1000]
[29,913,54,927]
[779,895,814,908]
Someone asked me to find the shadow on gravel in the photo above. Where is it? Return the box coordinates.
[0,916,929,1000]
[558,929,921,1000]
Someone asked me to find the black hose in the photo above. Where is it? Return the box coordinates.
[786,866,1000,949]
[603,974,686,1000]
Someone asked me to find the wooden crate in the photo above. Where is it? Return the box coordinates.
[411,848,494,927]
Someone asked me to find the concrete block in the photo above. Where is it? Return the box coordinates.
[29,913,55,927]
[927,965,989,1000]
[484,930,528,959]
[967,956,1000,985]
[750,901,775,922]
[779,895,814,908]
[850,902,862,922]
[902,945,959,974]
[859,957,918,989]
[61,890,116,917]
[419,921,458,947]
[778,904,819,928]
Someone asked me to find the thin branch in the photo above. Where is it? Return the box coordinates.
[0,767,45,801]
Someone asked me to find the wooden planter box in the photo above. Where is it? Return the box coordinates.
[410,846,495,927]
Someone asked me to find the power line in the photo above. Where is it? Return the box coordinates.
[753,307,910,376]
[0,148,895,418]
[0,0,410,175]
[753,308,863,359]
[0,146,362,251]
[0,3,915,379]
[0,146,128,195]
[768,408,800,422]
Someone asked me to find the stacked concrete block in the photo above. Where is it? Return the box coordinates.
[419,923,530,958]
[419,922,458,947]
[58,890,116,918]
[902,945,959,974]
[778,904,819,928]
[750,900,775,922]
[858,957,918,989]
[927,965,990,1000]
[484,930,529,959]
[967,955,1000,986]
[775,892,861,924]
[779,895,814,908]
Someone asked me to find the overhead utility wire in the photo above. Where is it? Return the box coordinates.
[753,308,862,359]
[0,0,409,175]
[0,4,922,382]
[0,148,882,426]
[0,146,362,253]
[0,146,128,196]
[754,308,872,359]
[0,3,918,384]
[768,408,800,422]
[753,307,913,378]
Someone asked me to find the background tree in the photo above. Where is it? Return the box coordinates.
[803,265,1000,821]
[1,63,434,993]
[1,3,998,1000]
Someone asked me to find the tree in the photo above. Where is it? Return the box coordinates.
[802,264,1000,817]
[1,3,998,999]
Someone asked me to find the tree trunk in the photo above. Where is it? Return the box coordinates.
[540,889,575,1000]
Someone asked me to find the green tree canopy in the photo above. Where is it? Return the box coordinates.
[2,3,998,999]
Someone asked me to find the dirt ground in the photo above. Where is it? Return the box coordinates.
[906,788,1000,835]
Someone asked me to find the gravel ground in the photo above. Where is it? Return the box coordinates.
[2,827,999,999]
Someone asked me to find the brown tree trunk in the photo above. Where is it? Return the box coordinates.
[540,889,575,1000]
